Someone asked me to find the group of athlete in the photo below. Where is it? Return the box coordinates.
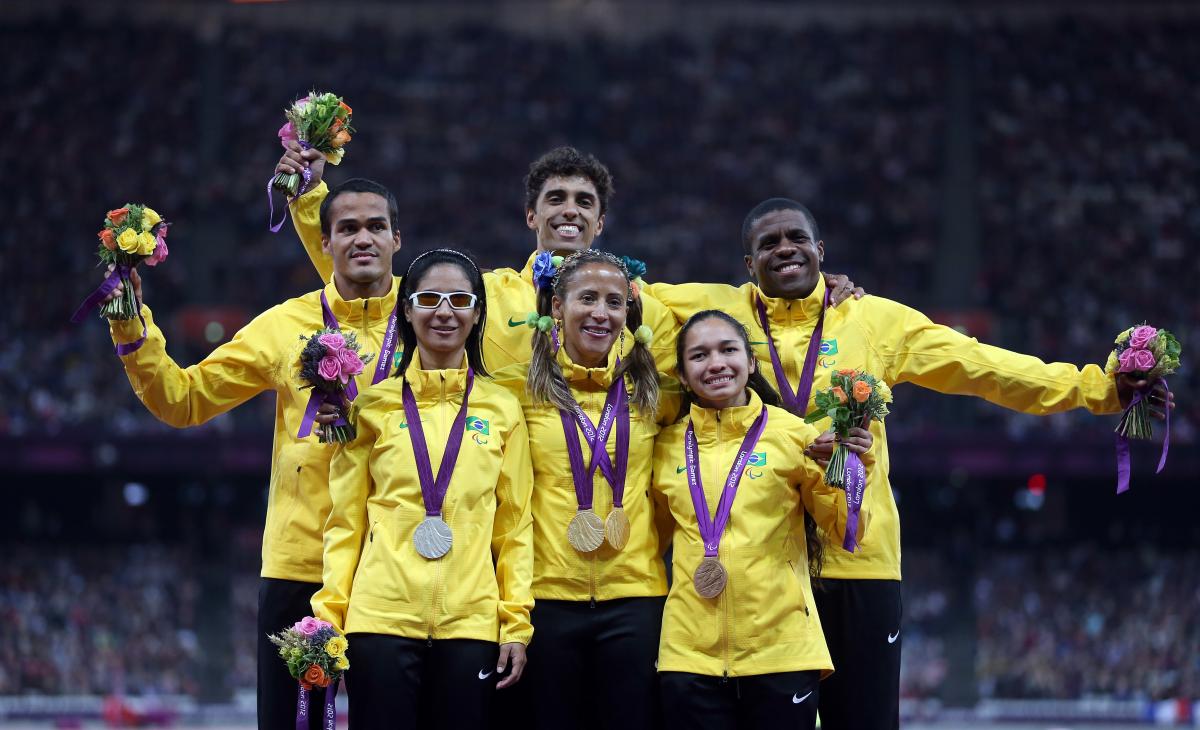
[100,141,1171,730]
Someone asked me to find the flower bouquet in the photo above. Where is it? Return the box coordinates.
[268,617,348,730]
[72,204,169,323]
[271,91,354,198]
[804,369,891,486]
[1105,324,1181,440]
[297,329,373,443]
[804,369,891,552]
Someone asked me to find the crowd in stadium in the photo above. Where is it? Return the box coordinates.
[3,543,1193,701]
[9,18,1195,442]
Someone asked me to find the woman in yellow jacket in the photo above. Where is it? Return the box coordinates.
[312,249,534,729]
[491,250,676,730]
[652,309,871,730]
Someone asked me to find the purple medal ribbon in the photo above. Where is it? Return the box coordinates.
[559,377,628,511]
[70,264,148,355]
[684,407,768,557]
[841,449,867,552]
[755,288,830,415]
[269,141,314,233]
[294,678,338,730]
[402,369,475,517]
[1115,378,1171,494]
[297,289,400,439]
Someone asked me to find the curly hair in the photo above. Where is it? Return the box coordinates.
[524,146,614,216]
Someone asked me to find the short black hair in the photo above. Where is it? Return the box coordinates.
[319,178,400,236]
[524,146,614,216]
[741,198,820,253]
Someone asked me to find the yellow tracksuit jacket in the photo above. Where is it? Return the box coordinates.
[110,277,402,583]
[491,348,680,602]
[311,353,534,644]
[290,181,680,370]
[652,391,863,677]
[648,277,1121,581]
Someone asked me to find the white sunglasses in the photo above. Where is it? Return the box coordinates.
[408,291,478,310]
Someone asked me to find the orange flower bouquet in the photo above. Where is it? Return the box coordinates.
[803,369,891,488]
[271,91,354,198]
[71,204,169,325]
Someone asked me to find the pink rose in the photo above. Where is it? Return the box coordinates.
[145,228,169,267]
[337,348,364,378]
[317,355,342,383]
[278,121,298,146]
[1131,348,1157,372]
[293,617,321,637]
[1128,325,1158,350]
[317,333,346,353]
[1117,348,1139,373]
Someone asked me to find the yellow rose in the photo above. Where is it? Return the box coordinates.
[117,228,141,253]
[1104,351,1119,376]
[324,636,348,658]
[334,655,349,671]
[136,231,157,256]
[141,207,162,230]
[876,381,893,404]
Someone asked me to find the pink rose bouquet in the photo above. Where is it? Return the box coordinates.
[1104,323,1181,440]
[297,327,374,443]
[268,615,348,730]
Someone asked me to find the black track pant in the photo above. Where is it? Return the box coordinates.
[813,578,902,730]
[344,633,500,730]
[660,670,820,730]
[257,578,324,730]
[495,596,664,730]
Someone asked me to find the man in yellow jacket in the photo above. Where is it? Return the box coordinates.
[279,145,683,370]
[105,178,403,730]
[648,197,1168,730]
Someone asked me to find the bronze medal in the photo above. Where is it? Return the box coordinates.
[693,556,728,598]
[413,515,453,559]
[604,507,630,550]
[567,509,606,553]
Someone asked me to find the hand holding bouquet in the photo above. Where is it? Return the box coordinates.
[1106,324,1181,493]
[297,329,373,443]
[804,370,891,552]
[1106,324,1181,440]
[72,204,169,322]
[268,616,348,730]
[271,91,353,198]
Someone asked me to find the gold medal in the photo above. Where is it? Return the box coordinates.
[566,509,605,553]
[604,507,630,551]
[413,516,453,559]
[693,556,728,598]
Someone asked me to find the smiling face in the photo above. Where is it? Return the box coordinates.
[551,262,628,368]
[526,175,605,253]
[322,191,402,288]
[679,317,755,410]
[744,208,824,300]
[404,263,480,366]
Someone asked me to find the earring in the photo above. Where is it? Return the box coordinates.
[551,320,561,353]
[619,328,626,354]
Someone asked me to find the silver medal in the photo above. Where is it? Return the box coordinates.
[413,515,453,559]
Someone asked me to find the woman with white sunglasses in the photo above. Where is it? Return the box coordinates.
[313,248,535,728]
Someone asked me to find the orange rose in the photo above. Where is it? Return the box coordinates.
[107,208,130,226]
[330,117,343,133]
[832,387,847,404]
[98,229,116,251]
[302,664,329,688]
[838,368,857,376]
[339,100,352,115]
[331,130,351,149]
[852,380,872,403]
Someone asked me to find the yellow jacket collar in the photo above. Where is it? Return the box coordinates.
[323,276,402,326]
[688,389,766,436]
[403,349,471,400]
[520,252,538,288]
[556,345,617,390]
[752,276,827,327]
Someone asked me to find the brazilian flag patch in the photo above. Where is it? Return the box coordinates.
[819,339,838,356]
[466,416,490,436]
[748,451,768,467]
